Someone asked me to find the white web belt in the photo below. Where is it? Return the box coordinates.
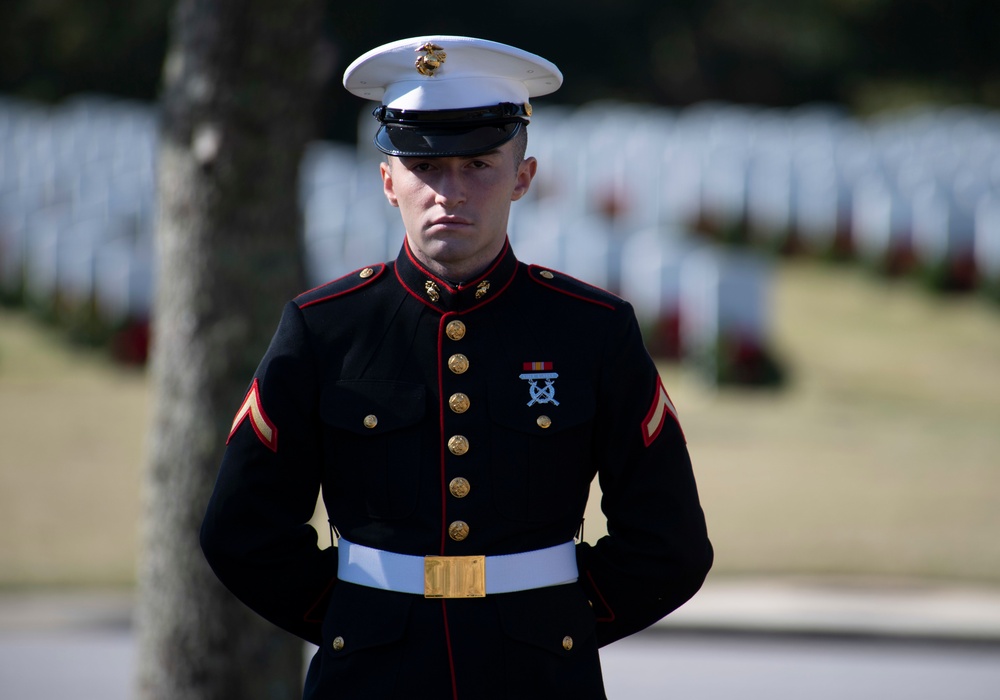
[337,538,578,598]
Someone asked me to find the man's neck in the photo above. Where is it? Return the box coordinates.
[407,241,507,286]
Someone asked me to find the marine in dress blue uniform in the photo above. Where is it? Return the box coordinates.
[201,36,713,699]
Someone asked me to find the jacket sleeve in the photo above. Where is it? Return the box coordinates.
[576,303,713,647]
[200,301,337,645]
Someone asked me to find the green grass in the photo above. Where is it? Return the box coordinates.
[2,259,999,587]
[657,262,1000,583]
[0,312,147,587]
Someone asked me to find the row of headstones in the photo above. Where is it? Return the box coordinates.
[0,96,778,383]
[0,96,157,362]
[502,101,1000,295]
[6,94,999,373]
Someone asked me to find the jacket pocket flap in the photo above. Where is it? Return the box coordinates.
[496,584,596,655]
[323,583,412,656]
[322,380,426,435]
[488,378,595,434]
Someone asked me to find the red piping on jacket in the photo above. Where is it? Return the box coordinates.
[436,316,459,700]
[395,248,517,313]
[436,314,449,555]
[527,264,617,311]
[404,237,510,291]
[586,569,616,624]
[296,264,386,309]
[302,575,339,625]
[442,600,460,700]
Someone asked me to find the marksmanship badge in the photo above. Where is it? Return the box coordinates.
[519,362,559,406]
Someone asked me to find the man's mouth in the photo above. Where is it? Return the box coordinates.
[431,216,473,226]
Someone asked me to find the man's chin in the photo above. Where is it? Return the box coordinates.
[420,236,478,261]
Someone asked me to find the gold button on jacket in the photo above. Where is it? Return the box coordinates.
[448,521,470,541]
[447,354,469,374]
[447,435,469,456]
[445,320,466,341]
[449,477,471,498]
[448,392,470,413]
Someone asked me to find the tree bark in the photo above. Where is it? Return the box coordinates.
[135,1,327,698]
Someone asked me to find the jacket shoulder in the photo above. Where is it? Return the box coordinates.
[294,263,389,309]
[524,264,625,312]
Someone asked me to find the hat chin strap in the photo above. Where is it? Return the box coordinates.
[373,121,524,158]
[374,103,530,127]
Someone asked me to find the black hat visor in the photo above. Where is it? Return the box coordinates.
[371,102,529,157]
[375,122,523,158]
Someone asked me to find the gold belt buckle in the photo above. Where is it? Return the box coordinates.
[424,555,486,598]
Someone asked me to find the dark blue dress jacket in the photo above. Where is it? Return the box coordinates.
[201,239,713,699]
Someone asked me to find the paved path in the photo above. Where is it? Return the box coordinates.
[3,579,1000,699]
[601,631,1000,699]
[658,577,1000,642]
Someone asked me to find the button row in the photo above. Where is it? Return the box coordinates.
[445,319,471,543]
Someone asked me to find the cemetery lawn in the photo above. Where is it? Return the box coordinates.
[3,258,1000,587]
[0,311,147,587]
[647,260,1000,585]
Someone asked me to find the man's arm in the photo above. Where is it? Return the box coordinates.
[200,301,338,645]
[576,305,713,647]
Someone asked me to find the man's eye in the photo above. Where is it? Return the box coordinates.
[469,160,489,169]
[412,162,433,172]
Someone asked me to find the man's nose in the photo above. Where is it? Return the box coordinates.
[433,170,467,207]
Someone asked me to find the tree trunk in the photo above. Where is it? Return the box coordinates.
[135,1,327,698]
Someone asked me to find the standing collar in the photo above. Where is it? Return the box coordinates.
[394,238,519,313]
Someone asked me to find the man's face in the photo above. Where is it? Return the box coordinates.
[380,139,536,280]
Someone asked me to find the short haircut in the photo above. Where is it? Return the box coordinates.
[511,125,528,166]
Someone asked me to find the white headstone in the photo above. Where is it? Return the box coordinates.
[851,172,911,268]
[974,193,1000,283]
[679,248,772,384]
[561,217,616,291]
[746,153,792,246]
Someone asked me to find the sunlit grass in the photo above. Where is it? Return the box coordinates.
[653,261,1000,583]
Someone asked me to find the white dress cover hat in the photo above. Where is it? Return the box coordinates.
[343,35,563,157]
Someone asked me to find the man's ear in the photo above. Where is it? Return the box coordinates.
[511,156,537,202]
[380,160,399,207]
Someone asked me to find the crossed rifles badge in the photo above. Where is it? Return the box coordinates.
[519,362,560,406]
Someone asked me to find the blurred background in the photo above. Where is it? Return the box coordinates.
[1,1,999,697]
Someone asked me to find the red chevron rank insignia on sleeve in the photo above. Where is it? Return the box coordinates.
[641,376,683,446]
[227,378,278,452]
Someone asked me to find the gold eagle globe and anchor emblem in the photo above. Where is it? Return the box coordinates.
[414,43,447,76]
[424,280,441,302]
